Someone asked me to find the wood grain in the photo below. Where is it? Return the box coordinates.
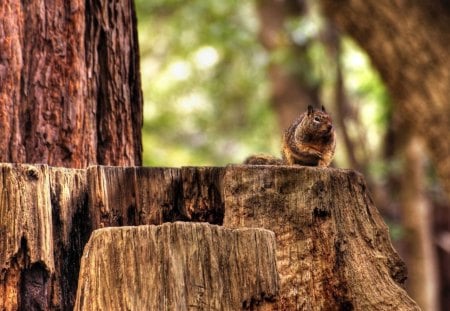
[0,164,420,310]
[223,165,420,310]
[0,164,53,310]
[74,222,279,310]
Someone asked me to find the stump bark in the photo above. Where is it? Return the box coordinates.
[73,223,279,310]
[0,163,419,310]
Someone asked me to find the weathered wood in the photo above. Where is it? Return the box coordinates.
[73,222,279,310]
[0,164,89,310]
[86,166,224,228]
[0,164,54,310]
[0,164,419,310]
[87,166,181,228]
[223,165,419,310]
[179,167,224,224]
[0,164,227,309]
[49,167,88,310]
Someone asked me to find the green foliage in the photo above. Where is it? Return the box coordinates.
[136,0,278,166]
[387,221,405,241]
[341,38,392,178]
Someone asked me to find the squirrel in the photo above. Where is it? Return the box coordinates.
[244,105,336,167]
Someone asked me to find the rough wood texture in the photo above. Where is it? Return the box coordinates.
[49,167,88,310]
[320,2,450,308]
[74,223,279,310]
[87,166,179,228]
[0,0,142,168]
[0,164,54,310]
[179,167,224,224]
[223,165,420,310]
[87,166,224,228]
[0,164,419,310]
[0,164,226,310]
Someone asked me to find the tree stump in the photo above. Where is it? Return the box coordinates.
[74,222,279,310]
[0,163,419,310]
[223,165,419,310]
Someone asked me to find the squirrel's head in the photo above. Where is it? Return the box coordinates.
[296,105,334,140]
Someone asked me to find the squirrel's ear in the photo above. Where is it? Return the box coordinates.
[321,105,326,112]
[307,105,314,115]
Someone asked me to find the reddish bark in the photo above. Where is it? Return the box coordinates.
[0,0,142,168]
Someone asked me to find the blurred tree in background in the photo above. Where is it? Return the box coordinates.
[135,0,449,310]
[136,0,278,165]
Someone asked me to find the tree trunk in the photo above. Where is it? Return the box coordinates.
[0,0,142,168]
[319,0,450,204]
[400,136,439,311]
[74,223,279,310]
[223,166,419,310]
[0,163,419,310]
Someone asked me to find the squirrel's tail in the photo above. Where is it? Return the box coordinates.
[243,154,284,165]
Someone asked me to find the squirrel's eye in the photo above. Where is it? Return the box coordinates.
[313,116,320,122]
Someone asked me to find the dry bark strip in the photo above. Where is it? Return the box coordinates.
[0,163,419,310]
[73,222,279,310]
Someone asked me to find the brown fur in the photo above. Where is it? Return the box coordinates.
[244,154,284,165]
[282,105,336,167]
[243,105,336,167]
